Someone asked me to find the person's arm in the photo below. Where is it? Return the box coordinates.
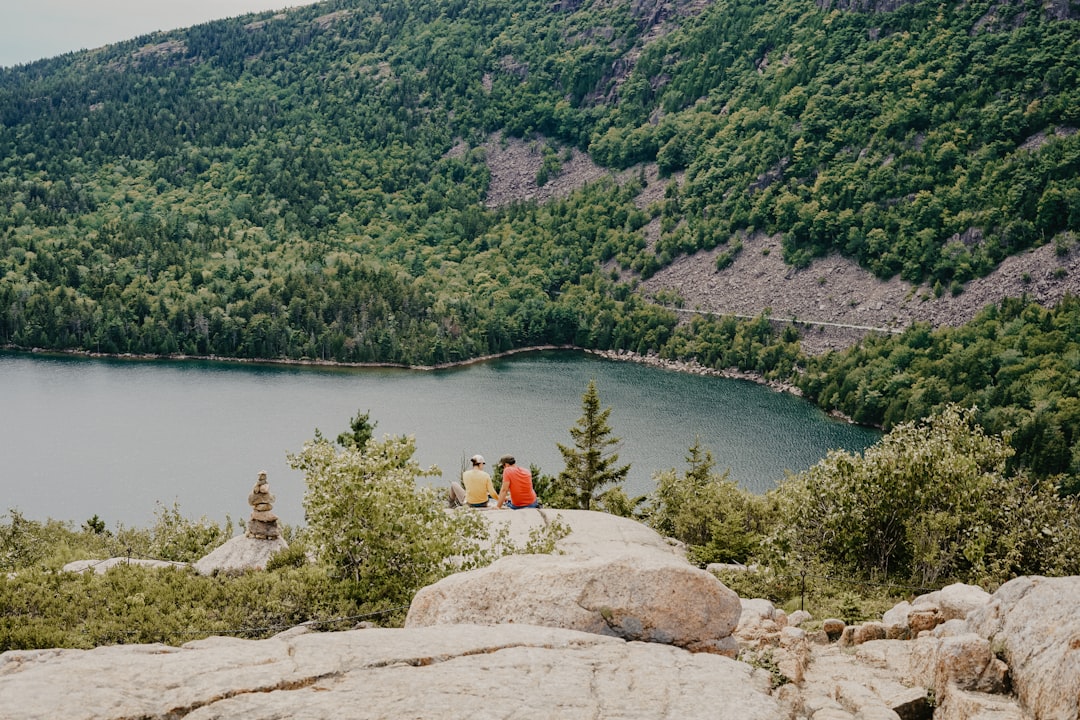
[496,477,508,508]
[487,478,498,501]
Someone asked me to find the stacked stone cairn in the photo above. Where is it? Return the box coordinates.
[246,470,280,540]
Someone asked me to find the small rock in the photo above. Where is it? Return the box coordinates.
[822,618,846,642]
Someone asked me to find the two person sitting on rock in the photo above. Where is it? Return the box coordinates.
[461,454,499,508]
[495,454,539,510]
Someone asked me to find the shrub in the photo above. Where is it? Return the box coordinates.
[711,566,902,626]
[642,439,773,566]
[715,241,743,271]
[289,434,493,608]
[126,503,238,563]
[0,561,362,651]
[0,507,237,572]
[770,404,1080,586]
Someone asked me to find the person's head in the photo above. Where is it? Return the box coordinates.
[498,454,515,468]
[469,454,485,468]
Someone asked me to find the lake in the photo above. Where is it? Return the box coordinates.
[0,350,880,528]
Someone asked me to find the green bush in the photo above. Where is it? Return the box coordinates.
[771,405,1080,586]
[0,506,237,573]
[0,563,355,651]
[711,567,902,626]
[127,503,240,563]
[642,439,774,566]
[289,433,496,608]
[265,537,311,571]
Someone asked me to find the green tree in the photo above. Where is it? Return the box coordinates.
[645,438,716,541]
[554,380,630,510]
[288,434,490,608]
[336,409,377,450]
[644,438,771,566]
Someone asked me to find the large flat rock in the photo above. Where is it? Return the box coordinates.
[481,507,684,559]
[0,624,781,720]
[413,508,739,653]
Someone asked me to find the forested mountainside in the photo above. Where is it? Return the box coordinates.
[1,0,1079,483]
[2,0,1077,360]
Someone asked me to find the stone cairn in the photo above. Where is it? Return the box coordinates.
[246,470,280,540]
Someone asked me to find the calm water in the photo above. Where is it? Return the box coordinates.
[0,351,880,528]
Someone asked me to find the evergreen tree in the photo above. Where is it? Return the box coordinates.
[646,436,715,540]
[555,380,630,510]
[644,437,770,566]
[336,409,377,450]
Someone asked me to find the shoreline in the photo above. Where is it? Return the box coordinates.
[2,342,792,389]
[586,349,865,426]
[585,348,805,397]
[0,344,582,372]
[3,342,863,425]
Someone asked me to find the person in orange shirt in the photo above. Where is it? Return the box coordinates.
[496,454,539,509]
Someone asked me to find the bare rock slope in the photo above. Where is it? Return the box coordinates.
[476,133,1079,353]
[639,232,1080,354]
[7,511,1080,720]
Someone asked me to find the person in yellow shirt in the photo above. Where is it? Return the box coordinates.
[462,454,498,508]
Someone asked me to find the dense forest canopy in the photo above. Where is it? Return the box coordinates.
[1,0,1078,485]
[2,0,1077,360]
[797,296,1080,490]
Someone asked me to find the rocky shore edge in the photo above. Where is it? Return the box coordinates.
[4,342,784,387]
[586,348,804,397]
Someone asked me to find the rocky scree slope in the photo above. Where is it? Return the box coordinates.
[478,132,1080,355]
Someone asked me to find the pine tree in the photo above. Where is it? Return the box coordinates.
[336,409,376,450]
[555,380,630,510]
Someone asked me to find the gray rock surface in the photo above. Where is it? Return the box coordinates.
[907,632,1010,702]
[0,624,782,720]
[965,576,1080,720]
[193,534,289,575]
[482,507,683,559]
[838,576,1080,720]
[61,557,189,574]
[409,508,740,654]
[933,687,1028,720]
[932,583,992,622]
[407,552,741,654]
[793,641,931,720]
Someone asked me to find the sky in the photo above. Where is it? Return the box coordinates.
[0,0,325,68]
